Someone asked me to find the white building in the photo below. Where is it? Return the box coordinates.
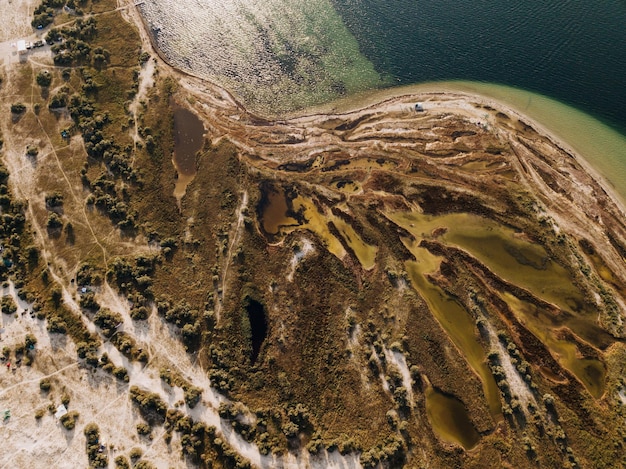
[17,40,27,54]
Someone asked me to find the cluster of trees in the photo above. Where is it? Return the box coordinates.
[98,353,129,382]
[1,296,17,315]
[36,70,52,88]
[48,18,101,66]
[60,410,80,430]
[163,409,251,468]
[158,368,203,408]
[10,103,26,114]
[76,261,103,287]
[0,163,28,284]
[156,298,205,351]
[43,191,68,237]
[359,433,405,468]
[93,307,147,361]
[84,423,108,468]
[32,0,66,29]
[49,87,69,109]
[129,386,167,425]
[107,255,156,318]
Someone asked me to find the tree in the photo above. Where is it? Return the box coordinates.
[36,70,52,87]
[46,212,63,230]
[11,103,26,114]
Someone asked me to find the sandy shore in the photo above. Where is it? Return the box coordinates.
[288,81,626,215]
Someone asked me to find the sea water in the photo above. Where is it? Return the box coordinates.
[138,0,626,199]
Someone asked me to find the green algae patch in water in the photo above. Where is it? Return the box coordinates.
[502,293,606,398]
[425,385,481,450]
[404,240,502,418]
[390,211,587,317]
[293,196,346,259]
[332,216,378,270]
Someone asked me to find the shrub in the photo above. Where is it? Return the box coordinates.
[48,91,68,109]
[129,447,143,460]
[135,462,156,469]
[93,308,122,337]
[129,386,167,425]
[85,421,108,468]
[46,213,63,230]
[130,305,149,320]
[113,366,129,382]
[26,145,39,157]
[136,422,151,436]
[183,386,202,408]
[1,296,17,315]
[45,192,64,208]
[60,410,79,430]
[10,103,26,114]
[79,292,100,311]
[39,378,52,392]
[114,456,130,469]
[84,422,99,443]
[35,408,45,419]
[46,315,67,334]
[25,334,37,349]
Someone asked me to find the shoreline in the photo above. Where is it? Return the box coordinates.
[286,81,626,214]
[127,0,626,216]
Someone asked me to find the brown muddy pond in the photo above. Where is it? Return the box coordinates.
[425,385,480,450]
[173,106,205,175]
[172,106,205,202]
[259,186,299,235]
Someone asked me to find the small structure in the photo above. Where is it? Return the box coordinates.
[54,404,68,419]
[414,103,424,112]
[17,40,28,55]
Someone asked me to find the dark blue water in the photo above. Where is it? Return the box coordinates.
[331,0,626,135]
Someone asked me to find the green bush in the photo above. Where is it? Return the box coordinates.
[93,308,122,337]
[113,366,129,382]
[45,192,64,208]
[25,334,37,349]
[129,386,167,425]
[46,213,63,230]
[84,422,108,467]
[183,386,202,408]
[134,461,156,469]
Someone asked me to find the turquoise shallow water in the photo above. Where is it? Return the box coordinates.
[139,0,626,200]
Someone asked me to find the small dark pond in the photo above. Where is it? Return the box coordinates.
[245,298,268,365]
